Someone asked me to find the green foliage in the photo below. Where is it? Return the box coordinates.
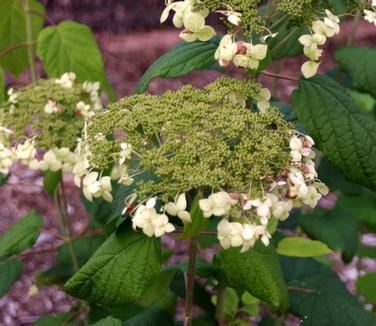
[277,237,332,257]
[298,207,359,261]
[0,210,42,256]
[0,0,45,75]
[357,272,376,304]
[221,243,289,314]
[91,316,122,326]
[135,38,219,94]
[64,230,161,306]
[180,195,208,240]
[292,75,376,192]
[281,256,376,326]
[0,67,4,102]
[37,21,116,101]
[336,46,376,98]
[43,170,62,197]
[0,257,22,298]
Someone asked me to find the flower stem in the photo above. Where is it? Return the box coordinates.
[23,0,38,83]
[261,70,298,82]
[184,236,198,326]
[347,10,361,46]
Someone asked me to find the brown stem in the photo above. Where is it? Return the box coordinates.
[0,41,36,59]
[347,10,361,46]
[28,8,57,25]
[184,237,198,326]
[287,286,314,293]
[261,70,299,82]
[215,287,226,326]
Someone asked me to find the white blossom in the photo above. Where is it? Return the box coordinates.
[165,193,192,222]
[55,72,76,89]
[199,191,237,218]
[217,219,244,249]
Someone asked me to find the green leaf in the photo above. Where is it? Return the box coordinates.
[350,90,376,114]
[0,173,9,187]
[335,46,376,99]
[0,257,22,298]
[135,38,219,94]
[0,0,45,76]
[220,243,289,314]
[281,256,376,326]
[267,15,308,60]
[34,312,78,326]
[357,245,376,259]
[179,195,208,240]
[91,316,122,326]
[277,237,332,257]
[43,170,62,197]
[0,210,43,256]
[64,231,161,306]
[212,287,239,321]
[298,207,359,261]
[292,75,376,192]
[336,193,376,229]
[0,67,5,102]
[137,270,176,307]
[37,21,116,101]
[357,272,376,304]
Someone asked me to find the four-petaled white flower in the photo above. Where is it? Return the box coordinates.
[39,151,62,172]
[364,9,376,26]
[165,193,192,222]
[199,191,237,218]
[217,219,244,249]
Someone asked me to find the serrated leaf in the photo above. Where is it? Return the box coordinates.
[43,170,62,197]
[135,38,219,94]
[179,195,208,240]
[0,210,43,256]
[37,21,116,101]
[298,207,359,261]
[357,272,376,304]
[220,243,289,314]
[0,0,45,75]
[280,256,376,326]
[34,312,78,326]
[64,231,161,306]
[277,237,332,257]
[292,75,376,192]
[137,270,176,307]
[335,47,376,99]
[0,257,22,298]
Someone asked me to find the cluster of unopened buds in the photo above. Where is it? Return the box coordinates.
[299,10,340,78]
[125,132,328,250]
[364,1,376,26]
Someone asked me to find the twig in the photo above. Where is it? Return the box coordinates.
[183,237,198,326]
[287,286,314,293]
[0,41,36,59]
[215,286,226,326]
[261,70,299,82]
[23,0,38,83]
[28,8,57,25]
[347,10,361,46]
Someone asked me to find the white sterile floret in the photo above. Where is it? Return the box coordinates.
[73,160,90,187]
[241,224,271,252]
[55,72,76,89]
[254,88,271,112]
[44,99,60,114]
[0,144,14,174]
[302,185,322,208]
[272,199,293,221]
[180,12,215,42]
[164,193,192,222]
[82,81,100,101]
[216,10,242,26]
[199,191,237,218]
[14,139,36,164]
[233,42,268,70]
[364,9,376,26]
[82,172,113,202]
[299,34,326,48]
[215,35,238,67]
[303,46,323,61]
[39,151,62,172]
[119,143,132,165]
[7,88,18,104]
[133,198,175,237]
[76,101,92,119]
[217,219,244,249]
[301,61,321,79]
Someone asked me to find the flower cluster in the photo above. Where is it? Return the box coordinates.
[84,79,327,248]
[299,10,340,78]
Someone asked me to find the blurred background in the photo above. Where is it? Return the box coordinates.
[1,1,376,325]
